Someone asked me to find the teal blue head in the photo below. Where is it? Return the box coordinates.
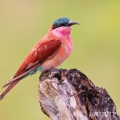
[52,17,79,29]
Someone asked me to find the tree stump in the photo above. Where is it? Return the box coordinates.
[38,68,120,120]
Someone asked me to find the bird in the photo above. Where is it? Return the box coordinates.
[0,17,79,100]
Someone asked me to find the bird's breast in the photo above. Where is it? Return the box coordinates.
[41,38,73,71]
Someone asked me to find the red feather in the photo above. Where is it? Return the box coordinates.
[14,40,61,77]
[0,39,61,100]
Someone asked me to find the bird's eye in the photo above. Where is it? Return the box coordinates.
[57,22,66,27]
[61,23,66,26]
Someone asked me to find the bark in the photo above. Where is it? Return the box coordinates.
[38,68,120,120]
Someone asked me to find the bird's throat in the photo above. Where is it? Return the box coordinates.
[52,27,71,39]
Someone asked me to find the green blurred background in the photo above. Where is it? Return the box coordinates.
[0,0,120,120]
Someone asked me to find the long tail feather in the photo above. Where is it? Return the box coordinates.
[2,64,41,88]
[0,80,20,100]
[0,64,41,100]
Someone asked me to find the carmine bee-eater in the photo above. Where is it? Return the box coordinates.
[0,17,79,100]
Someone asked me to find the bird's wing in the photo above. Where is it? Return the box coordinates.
[14,39,61,77]
[3,39,61,88]
[0,40,61,99]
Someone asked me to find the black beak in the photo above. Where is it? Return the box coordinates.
[67,20,79,26]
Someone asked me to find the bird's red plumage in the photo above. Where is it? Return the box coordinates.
[0,36,61,100]
[14,39,61,77]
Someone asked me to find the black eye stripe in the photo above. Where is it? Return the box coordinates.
[52,22,69,29]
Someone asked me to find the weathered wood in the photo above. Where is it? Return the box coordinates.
[38,68,120,120]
